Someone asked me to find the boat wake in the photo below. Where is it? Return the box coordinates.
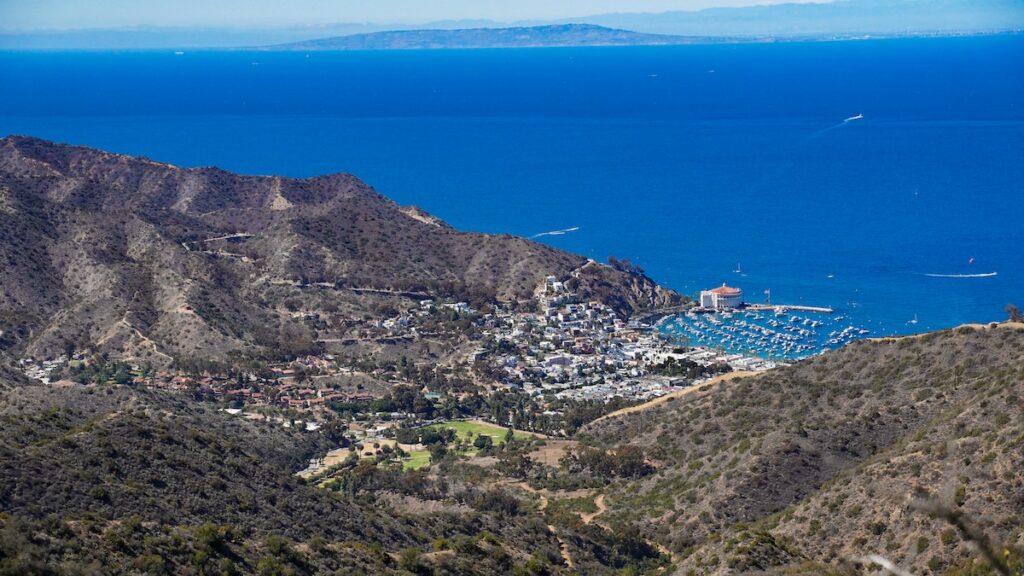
[531,226,579,239]
[808,113,865,139]
[924,272,998,278]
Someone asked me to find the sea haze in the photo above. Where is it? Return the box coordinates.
[1,35,1021,337]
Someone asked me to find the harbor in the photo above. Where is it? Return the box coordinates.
[659,283,871,360]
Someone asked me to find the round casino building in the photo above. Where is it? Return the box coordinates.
[699,284,743,310]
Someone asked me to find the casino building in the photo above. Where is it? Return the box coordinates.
[700,284,743,310]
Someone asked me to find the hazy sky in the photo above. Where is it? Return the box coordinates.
[0,0,831,30]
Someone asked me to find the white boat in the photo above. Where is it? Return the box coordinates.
[925,272,997,278]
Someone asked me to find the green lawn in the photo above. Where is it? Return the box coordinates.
[423,420,536,445]
[402,449,432,470]
[396,421,538,470]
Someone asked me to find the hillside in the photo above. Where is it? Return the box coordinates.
[0,353,27,389]
[0,136,682,367]
[581,324,1024,574]
[0,383,666,574]
[264,24,704,51]
[2,329,1020,575]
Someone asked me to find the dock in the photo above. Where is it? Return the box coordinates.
[744,304,834,314]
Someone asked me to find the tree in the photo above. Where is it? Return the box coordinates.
[428,442,448,463]
[113,364,133,385]
[613,445,654,478]
[276,322,319,359]
[495,452,534,480]
[62,338,76,360]
[1007,304,1022,323]
[390,385,418,412]
[412,395,435,418]
[473,434,493,451]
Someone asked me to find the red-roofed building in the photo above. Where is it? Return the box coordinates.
[700,284,743,309]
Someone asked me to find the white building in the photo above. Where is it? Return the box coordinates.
[700,284,743,309]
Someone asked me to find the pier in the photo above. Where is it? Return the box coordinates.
[744,304,834,314]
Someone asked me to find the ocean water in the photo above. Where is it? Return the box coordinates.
[1,36,1022,345]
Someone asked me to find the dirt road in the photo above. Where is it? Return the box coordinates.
[591,371,756,425]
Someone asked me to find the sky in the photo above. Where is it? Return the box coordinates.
[0,0,831,30]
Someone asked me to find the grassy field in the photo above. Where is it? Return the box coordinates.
[402,449,431,470]
[397,420,539,470]
[424,420,537,444]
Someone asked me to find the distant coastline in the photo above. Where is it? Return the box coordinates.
[2,0,1021,51]
[0,29,1018,52]
[252,25,1022,52]
[256,24,719,51]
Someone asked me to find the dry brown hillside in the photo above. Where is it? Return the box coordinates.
[0,353,27,388]
[0,383,669,575]
[581,324,1024,575]
[0,136,682,366]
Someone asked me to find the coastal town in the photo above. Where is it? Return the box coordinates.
[475,275,780,400]
[17,270,786,440]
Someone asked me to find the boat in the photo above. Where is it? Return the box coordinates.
[924,272,998,278]
[908,314,919,325]
[733,262,742,273]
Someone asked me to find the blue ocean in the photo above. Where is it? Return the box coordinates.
[1,36,1022,352]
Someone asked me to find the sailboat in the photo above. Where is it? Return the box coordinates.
[734,262,742,274]
[907,314,919,326]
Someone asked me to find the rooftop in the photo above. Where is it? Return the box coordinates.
[708,284,742,296]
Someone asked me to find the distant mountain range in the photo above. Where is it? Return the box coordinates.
[1,0,1020,50]
[263,24,712,51]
